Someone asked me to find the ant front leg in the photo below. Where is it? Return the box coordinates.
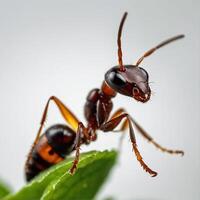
[109,109,129,149]
[100,113,158,177]
[131,116,184,156]
[113,108,184,156]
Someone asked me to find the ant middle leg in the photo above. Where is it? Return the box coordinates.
[69,122,84,175]
[100,113,158,177]
[111,108,184,156]
[69,122,97,175]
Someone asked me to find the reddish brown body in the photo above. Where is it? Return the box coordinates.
[26,83,116,181]
[25,12,184,181]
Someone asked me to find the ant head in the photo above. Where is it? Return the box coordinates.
[105,12,150,103]
[105,65,150,103]
[107,12,184,103]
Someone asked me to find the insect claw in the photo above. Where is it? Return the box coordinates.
[151,171,158,177]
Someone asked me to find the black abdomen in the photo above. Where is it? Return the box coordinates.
[25,124,76,181]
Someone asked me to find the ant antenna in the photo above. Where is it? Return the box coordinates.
[117,12,128,72]
[135,34,185,66]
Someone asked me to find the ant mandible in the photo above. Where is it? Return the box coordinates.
[25,12,184,181]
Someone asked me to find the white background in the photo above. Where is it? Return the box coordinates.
[0,0,199,199]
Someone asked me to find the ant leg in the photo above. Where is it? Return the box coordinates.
[69,122,85,175]
[100,113,157,177]
[35,96,79,143]
[110,108,129,132]
[26,96,80,169]
[110,109,129,149]
[112,108,184,156]
[129,116,184,155]
[135,34,185,66]
[69,122,95,175]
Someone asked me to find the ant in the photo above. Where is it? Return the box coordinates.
[25,12,184,182]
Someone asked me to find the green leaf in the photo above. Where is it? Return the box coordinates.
[4,150,117,200]
[0,179,11,199]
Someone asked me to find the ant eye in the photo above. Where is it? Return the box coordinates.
[133,87,140,95]
[109,72,126,87]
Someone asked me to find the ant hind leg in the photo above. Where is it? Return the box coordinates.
[25,96,80,172]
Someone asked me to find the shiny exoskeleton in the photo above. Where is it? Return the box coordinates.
[25,12,185,181]
[26,124,75,181]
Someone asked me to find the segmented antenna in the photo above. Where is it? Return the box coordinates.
[117,12,128,72]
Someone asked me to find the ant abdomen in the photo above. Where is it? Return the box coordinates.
[25,124,76,181]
